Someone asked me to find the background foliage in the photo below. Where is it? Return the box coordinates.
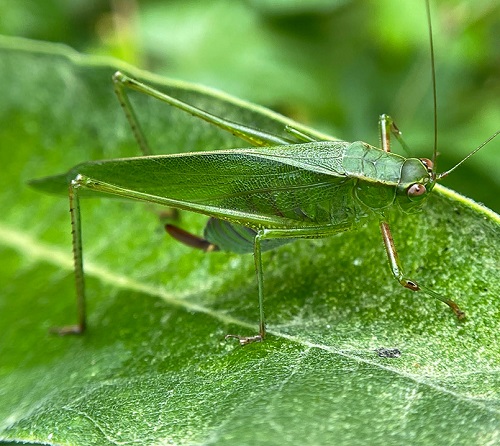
[1,0,499,209]
[1,1,499,445]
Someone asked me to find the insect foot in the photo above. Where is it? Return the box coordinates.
[225,334,263,346]
[446,301,466,321]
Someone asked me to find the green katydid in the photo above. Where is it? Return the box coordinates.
[29,2,498,346]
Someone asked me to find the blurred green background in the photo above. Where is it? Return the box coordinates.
[1,0,499,210]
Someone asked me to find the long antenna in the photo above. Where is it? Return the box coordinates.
[437,131,500,179]
[425,0,438,170]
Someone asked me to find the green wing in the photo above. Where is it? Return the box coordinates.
[30,141,356,229]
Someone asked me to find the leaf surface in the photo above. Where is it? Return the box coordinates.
[1,37,499,446]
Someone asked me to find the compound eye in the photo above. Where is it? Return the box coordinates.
[420,158,434,171]
[407,183,427,199]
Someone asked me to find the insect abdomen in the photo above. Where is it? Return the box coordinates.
[203,218,291,254]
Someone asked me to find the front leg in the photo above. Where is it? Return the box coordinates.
[379,221,465,319]
[379,114,412,155]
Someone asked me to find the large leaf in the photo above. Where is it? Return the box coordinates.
[1,37,500,445]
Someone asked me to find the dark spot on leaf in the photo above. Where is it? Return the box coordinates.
[375,348,401,358]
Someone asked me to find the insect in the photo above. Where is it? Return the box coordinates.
[30,1,498,345]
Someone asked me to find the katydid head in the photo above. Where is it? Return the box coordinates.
[395,157,436,213]
[396,131,498,214]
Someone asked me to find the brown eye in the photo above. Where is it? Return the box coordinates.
[407,183,426,198]
[420,158,433,171]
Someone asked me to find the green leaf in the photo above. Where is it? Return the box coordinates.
[1,37,500,445]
